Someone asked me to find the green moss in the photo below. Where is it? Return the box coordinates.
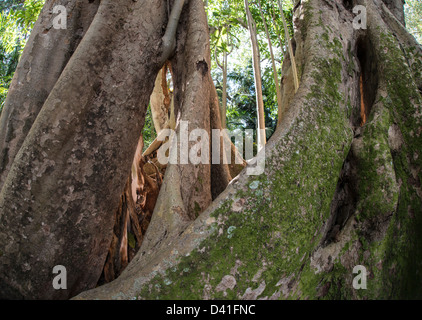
[359,30,422,299]
[354,106,399,220]
[135,7,422,302]
[194,201,201,217]
[403,46,422,86]
[299,0,313,41]
[128,232,136,249]
[136,22,352,299]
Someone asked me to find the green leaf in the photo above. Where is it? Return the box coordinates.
[128,232,136,249]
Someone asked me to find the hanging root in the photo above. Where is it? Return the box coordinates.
[99,135,165,285]
[150,64,171,134]
[160,0,186,64]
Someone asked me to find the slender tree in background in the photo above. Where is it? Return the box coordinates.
[258,0,284,126]
[244,0,266,150]
[278,0,299,92]
[0,0,421,300]
[214,24,233,129]
[271,9,286,56]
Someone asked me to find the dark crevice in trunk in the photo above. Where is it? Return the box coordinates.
[97,135,164,286]
[352,35,379,128]
[321,34,381,245]
[342,0,353,11]
[321,147,359,246]
[97,179,131,286]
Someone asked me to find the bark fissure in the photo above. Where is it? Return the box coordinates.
[356,35,378,127]
[322,147,359,246]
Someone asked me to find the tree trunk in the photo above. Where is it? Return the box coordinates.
[278,0,299,93]
[0,0,168,299]
[0,0,237,299]
[1,0,421,300]
[214,26,230,130]
[75,0,422,300]
[221,44,228,129]
[244,0,266,150]
[258,0,284,126]
[0,0,100,192]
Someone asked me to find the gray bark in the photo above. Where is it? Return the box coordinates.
[0,0,237,299]
[0,0,167,299]
[382,0,405,25]
[0,0,100,192]
[75,0,422,300]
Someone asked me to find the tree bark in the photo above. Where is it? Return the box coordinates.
[221,43,228,129]
[0,0,100,192]
[75,0,422,300]
[214,26,230,130]
[150,65,171,134]
[1,0,421,300]
[0,0,168,299]
[127,0,238,264]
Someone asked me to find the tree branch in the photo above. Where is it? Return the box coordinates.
[278,0,299,92]
[160,0,186,63]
